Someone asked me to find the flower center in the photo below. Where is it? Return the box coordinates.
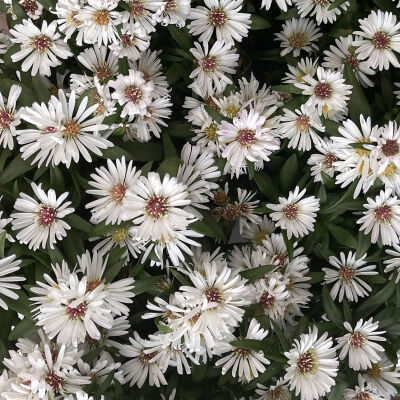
[272,253,287,267]
[269,387,283,400]
[350,331,365,348]
[111,228,130,243]
[94,65,112,83]
[92,10,110,25]
[383,162,397,177]
[372,31,390,50]
[233,347,252,357]
[125,85,143,103]
[202,56,218,73]
[205,123,218,141]
[205,287,222,303]
[296,350,318,375]
[130,0,145,16]
[282,203,298,220]
[367,363,382,379]
[86,279,103,292]
[237,129,256,145]
[45,371,65,392]
[67,10,82,27]
[214,191,229,206]
[121,33,134,47]
[354,392,372,400]
[314,0,329,5]
[66,302,87,319]
[165,0,177,11]
[339,266,356,282]
[296,115,310,133]
[346,53,359,70]
[374,204,392,223]
[222,204,240,221]
[37,205,56,227]
[323,153,338,168]
[0,109,12,130]
[110,183,126,203]
[381,139,399,157]
[288,32,306,49]
[32,35,52,52]
[20,0,38,14]
[259,291,275,309]
[62,120,80,139]
[139,351,156,364]
[314,82,332,100]
[225,105,239,118]
[254,231,267,246]
[208,8,227,26]
[145,196,168,219]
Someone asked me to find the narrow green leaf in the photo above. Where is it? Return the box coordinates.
[254,171,279,202]
[5,291,31,318]
[104,254,128,283]
[282,230,293,261]
[157,156,181,178]
[204,105,223,123]
[171,269,191,286]
[271,84,303,94]
[132,275,162,295]
[327,224,357,249]
[9,318,36,341]
[246,160,255,180]
[0,154,35,185]
[250,15,271,29]
[328,381,346,400]
[328,0,349,10]
[322,285,344,328]
[239,265,276,283]
[0,231,6,258]
[343,299,352,324]
[162,132,178,158]
[64,214,93,234]
[269,318,290,351]
[167,25,192,51]
[279,153,298,193]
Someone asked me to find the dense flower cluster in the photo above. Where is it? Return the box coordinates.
[0,0,400,399]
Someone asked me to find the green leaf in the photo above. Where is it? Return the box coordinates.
[327,224,357,249]
[201,210,227,241]
[162,132,178,158]
[101,142,163,162]
[168,122,194,138]
[279,153,298,193]
[30,75,51,103]
[104,251,128,283]
[167,25,192,51]
[5,291,31,318]
[254,171,279,202]
[322,285,344,328]
[88,220,132,237]
[271,84,303,94]
[246,160,255,180]
[118,58,129,75]
[95,371,114,397]
[328,0,349,10]
[250,15,271,29]
[0,77,35,107]
[239,265,276,283]
[82,344,103,364]
[0,231,6,258]
[64,214,93,234]
[9,318,37,341]
[269,317,290,351]
[282,230,293,261]
[0,154,35,185]
[229,339,286,363]
[328,381,347,400]
[356,231,371,259]
[276,7,299,20]
[132,275,162,295]
[309,271,324,284]
[37,0,56,10]
[290,316,309,341]
[170,269,191,286]
[204,105,223,123]
[157,156,181,178]
[343,299,352,324]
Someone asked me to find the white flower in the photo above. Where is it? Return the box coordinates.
[218,109,280,178]
[307,139,339,183]
[18,0,43,19]
[267,186,320,239]
[189,41,239,96]
[384,243,400,282]
[322,252,377,303]
[261,0,292,11]
[279,104,325,151]
[110,69,155,120]
[0,254,24,310]
[0,32,11,63]
[86,157,141,225]
[55,0,84,42]
[241,215,275,246]
[188,0,251,45]
[337,318,386,371]
[344,375,384,400]
[275,17,322,57]
[155,0,191,27]
[322,34,376,88]
[10,19,72,76]
[295,0,349,25]
[357,189,400,246]
[0,84,22,150]
[122,172,193,241]
[354,10,400,71]
[123,0,164,34]
[283,57,318,84]
[284,326,339,400]
[214,318,270,382]
[295,66,352,120]
[255,379,291,400]
[11,183,74,250]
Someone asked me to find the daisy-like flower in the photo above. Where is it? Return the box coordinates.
[322,35,375,88]
[275,18,322,57]
[0,84,22,150]
[267,186,320,239]
[279,104,325,151]
[307,139,339,183]
[337,318,386,371]
[0,254,25,310]
[384,243,400,282]
[261,0,292,11]
[189,41,239,96]
[284,326,339,400]
[322,252,377,303]
[18,0,43,19]
[155,0,191,27]
[362,355,400,397]
[255,379,291,400]
[357,189,400,246]
[109,69,155,119]
[344,375,383,400]
[18,89,112,168]
[11,183,74,250]
[296,0,349,25]
[122,172,193,241]
[218,109,280,178]
[354,10,400,71]
[187,0,252,45]
[241,215,275,246]
[119,331,167,388]
[295,66,352,120]
[86,157,141,225]
[283,57,318,85]
[10,19,73,76]
[0,32,11,63]
[55,0,84,42]
[214,318,270,382]
[123,0,164,34]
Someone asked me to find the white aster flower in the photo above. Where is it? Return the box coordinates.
[284,326,339,400]
[267,186,320,239]
[55,0,84,42]
[155,0,191,27]
[283,57,318,84]
[0,254,24,310]
[188,0,251,45]
[344,375,384,400]
[337,318,386,371]
[123,0,164,34]
[0,84,22,150]
[241,215,275,246]
[307,139,339,183]
[384,243,400,282]
[11,183,74,250]
[10,19,73,76]
[255,379,291,400]
[261,0,292,11]
[275,17,322,57]
[18,0,43,19]
[357,189,400,246]
[354,10,400,71]
[295,0,349,25]
[322,252,377,303]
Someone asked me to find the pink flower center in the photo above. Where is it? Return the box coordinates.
[110,183,126,203]
[94,65,112,83]
[237,129,256,145]
[374,204,392,223]
[125,85,143,103]
[259,292,275,309]
[66,302,87,319]
[314,0,329,5]
[37,205,56,227]
[202,56,218,73]
[145,196,168,219]
[45,371,65,391]
[139,351,156,363]
[282,203,298,220]
[323,153,338,168]
[205,287,222,303]
[130,0,144,16]
[354,392,372,400]
[269,387,284,400]
[350,332,365,348]
[32,35,51,52]
[208,8,227,26]
[233,347,252,357]
[346,53,359,70]
[20,0,38,14]
[339,266,355,282]
[272,253,287,267]
[0,109,12,130]
[296,116,310,133]
[165,0,177,11]
[372,31,390,50]
[314,82,332,100]
[296,350,317,375]
[288,32,306,49]
[121,33,134,47]
[381,139,399,156]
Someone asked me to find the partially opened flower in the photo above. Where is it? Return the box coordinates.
[0,254,25,310]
